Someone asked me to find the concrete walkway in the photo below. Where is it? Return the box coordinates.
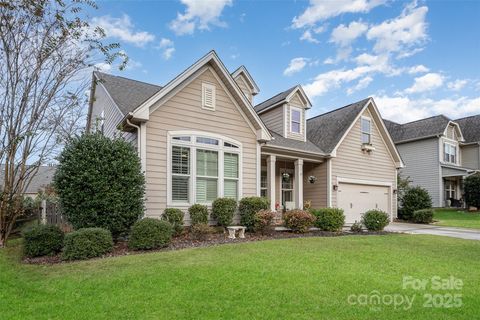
[385,222,480,241]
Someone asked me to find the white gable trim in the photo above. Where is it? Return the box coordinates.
[443,121,465,142]
[231,65,260,94]
[256,85,312,115]
[131,51,271,141]
[330,98,404,168]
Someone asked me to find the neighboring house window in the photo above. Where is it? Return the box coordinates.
[202,83,216,110]
[361,117,371,144]
[290,107,301,134]
[443,143,457,164]
[170,133,241,204]
[260,171,267,198]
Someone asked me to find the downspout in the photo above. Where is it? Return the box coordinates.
[126,118,141,157]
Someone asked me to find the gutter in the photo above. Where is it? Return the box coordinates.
[126,118,141,156]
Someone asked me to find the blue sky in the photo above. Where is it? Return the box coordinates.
[91,0,480,123]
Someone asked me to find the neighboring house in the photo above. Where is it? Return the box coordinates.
[0,165,56,198]
[385,115,478,208]
[455,114,480,170]
[87,51,403,224]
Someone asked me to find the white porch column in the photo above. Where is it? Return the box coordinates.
[267,155,276,211]
[295,159,304,209]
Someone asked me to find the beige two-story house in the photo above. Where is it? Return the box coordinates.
[385,115,479,207]
[87,51,403,224]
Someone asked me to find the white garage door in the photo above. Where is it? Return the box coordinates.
[338,183,390,223]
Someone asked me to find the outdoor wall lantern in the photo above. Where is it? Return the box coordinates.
[393,189,398,194]
[308,175,317,184]
[333,184,339,191]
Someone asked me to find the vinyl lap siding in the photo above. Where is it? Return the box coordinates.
[303,162,327,208]
[331,108,397,216]
[397,138,441,206]
[260,107,284,135]
[234,74,253,104]
[145,68,258,221]
[461,144,480,170]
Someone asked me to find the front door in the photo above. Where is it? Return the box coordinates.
[281,173,294,210]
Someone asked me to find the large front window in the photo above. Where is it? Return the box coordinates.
[444,143,457,164]
[170,133,241,204]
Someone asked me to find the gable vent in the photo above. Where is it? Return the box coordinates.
[202,83,216,110]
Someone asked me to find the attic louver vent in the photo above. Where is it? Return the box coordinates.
[202,83,216,110]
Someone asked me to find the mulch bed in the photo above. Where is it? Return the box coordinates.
[22,229,390,265]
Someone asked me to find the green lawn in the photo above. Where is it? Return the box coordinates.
[1,235,480,319]
[433,209,480,229]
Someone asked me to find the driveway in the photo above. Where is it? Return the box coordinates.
[386,222,480,241]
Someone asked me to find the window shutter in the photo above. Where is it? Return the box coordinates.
[224,153,239,178]
[196,150,218,177]
[224,180,238,199]
[202,83,216,110]
[172,176,189,202]
[196,178,217,202]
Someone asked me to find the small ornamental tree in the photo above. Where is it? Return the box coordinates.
[464,173,480,209]
[401,186,432,221]
[54,134,145,238]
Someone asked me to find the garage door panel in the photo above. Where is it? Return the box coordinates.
[338,183,390,223]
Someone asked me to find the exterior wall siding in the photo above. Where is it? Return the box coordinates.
[396,138,441,207]
[303,162,327,208]
[233,74,253,104]
[260,107,284,135]
[461,144,480,170]
[91,83,137,147]
[145,68,259,223]
[286,93,306,141]
[331,108,398,216]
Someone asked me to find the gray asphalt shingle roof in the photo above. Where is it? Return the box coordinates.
[94,71,162,116]
[455,114,480,143]
[383,115,450,143]
[306,98,370,153]
[0,165,56,194]
[265,131,325,154]
[254,86,298,113]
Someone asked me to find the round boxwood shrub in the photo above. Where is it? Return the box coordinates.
[401,186,432,221]
[211,198,237,226]
[128,218,173,250]
[362,210,389,231]
[188,204,209,225]
[23,225,64,257]
[162,208,184,236]
[190,223,214,241]
[239,197,270,230]
[311,208,345,232]
[464,173,480,208]
[54,134,145,238]
[253,210,275,234]
[283,210,316,233]
[62,228,113,261]
[412,209,434,224]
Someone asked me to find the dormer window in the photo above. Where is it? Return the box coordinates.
[361,117,371,144]
[444,143,457,164]
[202,83,216,110]
[290,107,301,133]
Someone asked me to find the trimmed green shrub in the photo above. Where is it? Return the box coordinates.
[54,134,145,238]
[311,208,345,232]
[211,198,237,226]
[412,209,434,224]
[23,225,64,257]
[253,210,275,234]
[162,208,184,236]
[128,218,173,250]
[188,204,209,225]
[401,186,432,221]
[62,228,113,260]
[350,221,363,233]
[465,173,480,208]
[238,197,270,230]
[362,210,389,231]
[283,210,316,233]
[190,223,214,240]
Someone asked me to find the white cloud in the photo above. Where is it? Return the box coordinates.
[284,57,309,76]
[405,73,444,94]
[408,65,429,74]
[366,3,428,55]
[300,30,320,43]
[347,76,373,95]
[447,79,468,91]
[94,62,112,72]
[157,38,175,60]
[292,0,385,28]
[375,94,480,123]
[91,15,155,47]
[170,0,232,35]
[330,21,368,47]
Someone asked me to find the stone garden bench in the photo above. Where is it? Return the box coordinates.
[227,226,246,239]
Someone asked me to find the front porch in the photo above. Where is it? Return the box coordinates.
[441,165,472,208]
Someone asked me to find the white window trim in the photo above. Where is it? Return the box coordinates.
[290,106,302,134]
[167,131,242,207]
[443,141,458,165]
[360,116,372,144]
[201,82,216,111]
